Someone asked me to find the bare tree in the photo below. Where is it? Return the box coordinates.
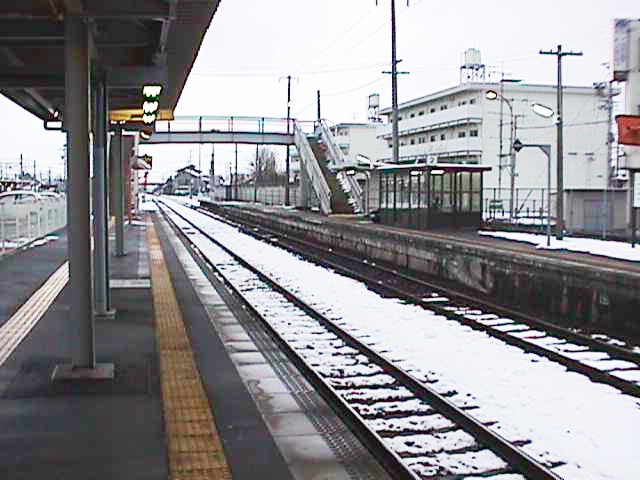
[251,147,283,185]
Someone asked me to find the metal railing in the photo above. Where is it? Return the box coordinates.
[0,197,67,256]
[483,188,555,225]
[294,122,332,215]
[154,115,294,135]
[318,120,365,213]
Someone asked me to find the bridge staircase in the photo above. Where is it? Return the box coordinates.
[316,120,365,214]
[307,138,355,214]
[293,123,332,215]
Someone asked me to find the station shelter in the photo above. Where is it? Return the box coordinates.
[372,163,491,230]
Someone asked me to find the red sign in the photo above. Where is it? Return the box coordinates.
[616,115,640,146]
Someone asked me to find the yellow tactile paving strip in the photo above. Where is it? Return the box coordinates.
[147,219,232,480]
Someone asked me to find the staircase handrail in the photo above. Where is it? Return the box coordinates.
[293,122,332,215]
[318,120,365,213]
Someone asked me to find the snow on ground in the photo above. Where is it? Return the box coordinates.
[162,198,640,479]
[479,230,640,263]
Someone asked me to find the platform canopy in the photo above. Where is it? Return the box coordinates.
[0,0,220,124]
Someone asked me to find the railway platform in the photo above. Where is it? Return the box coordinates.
[0,214,387,480]
[201,200,640,339]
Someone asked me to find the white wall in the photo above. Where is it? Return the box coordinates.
[480,85,609,192]
[335,124,386,165]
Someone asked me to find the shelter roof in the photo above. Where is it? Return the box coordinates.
[0,0,220,124]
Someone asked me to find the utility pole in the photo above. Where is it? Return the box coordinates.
[210,145,215,195]
[20,154,23,178]
[598,79,616,239]
[254,144,259,203]
[234,143,238,201]
[379,0,410,165]
[317,90,321,122]
[540,44,583,240]
[285,75,292,206]
[498,79,505,196]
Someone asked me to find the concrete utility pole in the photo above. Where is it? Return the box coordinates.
[540,44,583,240]
[598,79,616,239]
[234,143,238,201]
[210,145,215,195]
[379,0,409,165]
[254,144,259,203]
[285,75,292,206]
[317,90,321,122]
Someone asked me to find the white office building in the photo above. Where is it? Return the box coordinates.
[377,82,610,200]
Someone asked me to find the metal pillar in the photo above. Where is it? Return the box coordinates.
[65,16,93,368]
[53,16,112,379]
[92,74,114,319]
[114,126,126,256]
[285,75,292,206]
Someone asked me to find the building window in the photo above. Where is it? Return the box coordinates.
[430,108,436,113]
[398,115,403,121]
[410,113,415,118]
[469,129,479,137]
[430,135,436,142]
[419,111,424,116]
[458,131,466,138]
[440,105,448,111]
[410,138,415,145]
[469,98,476,105]
[440,133,446,141]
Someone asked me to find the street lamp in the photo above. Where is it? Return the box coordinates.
[531,102,555,119]
[512,101,556,247]
[486,89,517,222]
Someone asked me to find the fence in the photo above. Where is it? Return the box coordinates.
[483,187,556,225]
[210,183,300,207]
[0,196,67,256]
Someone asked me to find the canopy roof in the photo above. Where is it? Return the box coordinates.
[0,0,220,123]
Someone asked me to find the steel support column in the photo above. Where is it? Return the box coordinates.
[114,126,126,256]
[52,16,96,377]
[92,74,114,319]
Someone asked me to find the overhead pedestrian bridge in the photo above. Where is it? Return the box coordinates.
[139,115,296,145]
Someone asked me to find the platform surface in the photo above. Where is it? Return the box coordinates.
[0,217,385,480]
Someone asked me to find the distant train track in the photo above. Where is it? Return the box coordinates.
[194,202,640,399]
[158,199,564,480]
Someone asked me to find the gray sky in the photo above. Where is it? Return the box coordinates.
[1,0,638,183]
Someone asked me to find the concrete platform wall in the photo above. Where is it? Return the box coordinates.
[205,203,640,337]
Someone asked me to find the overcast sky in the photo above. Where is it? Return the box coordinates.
[1,0,638,183]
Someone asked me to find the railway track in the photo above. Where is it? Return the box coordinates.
[192,202,640,399]
[158,199,564,480]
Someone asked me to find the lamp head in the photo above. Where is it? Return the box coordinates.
[485,90,499,101]
[531,102,555,118]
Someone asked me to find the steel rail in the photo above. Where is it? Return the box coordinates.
[195,204,640,398]
[158,200,563,480]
